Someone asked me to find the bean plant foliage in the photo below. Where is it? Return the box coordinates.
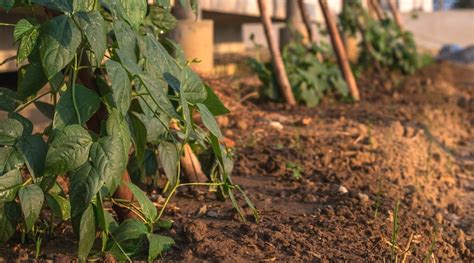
[248,33,348,107]
[0,0,257,260]
[339,0,431,74]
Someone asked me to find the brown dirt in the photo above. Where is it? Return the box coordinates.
[1,62,473,262]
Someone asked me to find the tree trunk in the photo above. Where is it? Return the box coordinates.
[318,0,360,101]
[388,0,403,30]
[257,0,297,105]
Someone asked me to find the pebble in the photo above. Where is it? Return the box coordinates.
[236,120,248,130]
[338,185,349,194]
[304,194,317,203]
[270,121,284,131]
[357,193,370,203]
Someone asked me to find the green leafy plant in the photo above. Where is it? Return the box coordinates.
[0,0,256,260]
[248,34,348,107]
[339,0,432,75]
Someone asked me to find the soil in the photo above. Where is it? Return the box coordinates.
[1,61,473,262]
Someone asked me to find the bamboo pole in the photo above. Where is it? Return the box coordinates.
[388,0,403,30]
[370,0,386,20]
[257,0,297,105]
[319,0,360,101]
[297,0,314,42]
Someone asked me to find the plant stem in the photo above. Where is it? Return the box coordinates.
[72,54,82,125]
[0,22,15,26]
[15,91,51,112]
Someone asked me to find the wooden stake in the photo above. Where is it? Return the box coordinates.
[257,0,297,105]
[297,0,314,42]
[388,0,403,30]
[370,0,386,20]
[319,0,360,101]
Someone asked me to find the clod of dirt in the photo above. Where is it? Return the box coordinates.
[357,192,370,203]
[236,120,248,130]
[338,185,349,194]
[303,193,317,203]
[184,220,208,243]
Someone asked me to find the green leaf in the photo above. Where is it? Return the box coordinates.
[112,218,148,243]
[16,135,48,178]
[0,208,15,244]
[90,136,126,195]
[113,20,138,62]
[45,125,92,176]
[0,87,21,112]
[8,112,33,137]
[202,85,229,116]
[38,15,81,79]
[31,0,73,12]
[18,63,47,100]
[0,147,24,174]
[19,184,44,232]
[0,119,23,145]
[74,11,106,65]
[196,103,223,140]
[53,85,100,128]
[78,204,96,261]
[115,0,147,30]
[0,169,22,203]
[127,182,157,222]
[73,0,96,12]
[143,34,180,78]
[45,192,70,220]
[106,110,131,162]
[69,163,102,217]
[0,0,14,11]
[116,49,142,75]
[181,67,207,104]
[138,73,175,116]
[16,26,39,63]
[105,60,131,116]
[158,142,178,188]
[147,233,174,260]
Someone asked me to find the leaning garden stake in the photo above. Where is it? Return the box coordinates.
[319,0,360,101]
[297,0,314,43]
[257,0,297,105]
[388,0,403,30]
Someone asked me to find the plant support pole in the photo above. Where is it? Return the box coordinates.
[257,0,297,105]
[388,0,403,30]
[319,0,360,101]
[297,0,314,42]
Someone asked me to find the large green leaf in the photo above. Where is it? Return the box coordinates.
[78,204,96,261]
[45,124,93,176]
[127,182,157,222]
[106,110,131,162]
[128,113,146,163]
[38,15,81,79]
[0,169,22,203]
[0,147,24,174]
[202,85,230,116]
[196,103,223,140]
[0,208,15,244]
[73,0,96,12]
[108,0,147,31]
[0,88,21,112]
[112,218,148,243]
[69,163,102,217]
[14,19,39,63]
[147,233,174,260]
[18,63,47,100]
[181,68,207,104]
[138,73,175,116]
[16,135,48,178]
[0,119,23,146]
[34,101,54,120]
[31,0,73,12]
[105,60,131,116]
[19,184,44,232]
[89,136,126,195]
[158,142,178,188]
[75,11,106,65]
[45,192,70,220]
[53,85,100,128]
[113,20,138,62]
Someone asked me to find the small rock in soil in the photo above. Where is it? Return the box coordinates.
[357,193,370,203]
[269,121,284,131]
[236,120,248,130]
[303,194,317,203]
[338,185,349,194]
